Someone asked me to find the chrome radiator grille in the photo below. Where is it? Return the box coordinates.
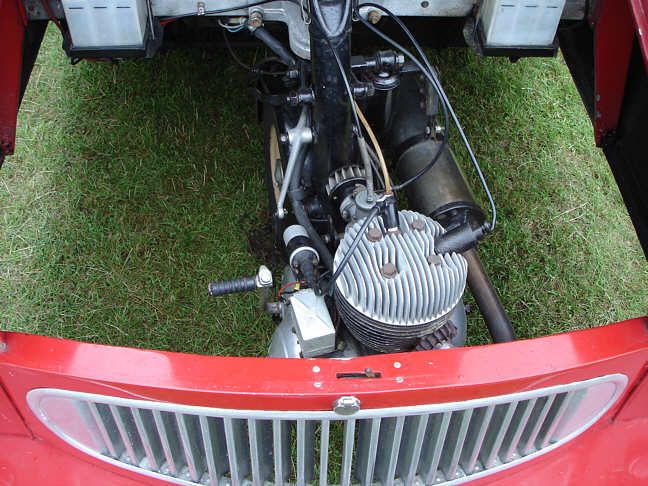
[28,374,625,486]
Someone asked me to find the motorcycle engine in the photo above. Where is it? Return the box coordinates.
[334,210,468,353]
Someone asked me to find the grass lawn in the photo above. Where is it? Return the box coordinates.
[1,27,646,356]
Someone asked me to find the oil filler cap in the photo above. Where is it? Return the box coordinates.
[333,396,361,415]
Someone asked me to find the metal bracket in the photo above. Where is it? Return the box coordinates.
[276,108,312,219]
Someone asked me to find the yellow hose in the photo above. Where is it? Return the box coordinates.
[354,101,392,195]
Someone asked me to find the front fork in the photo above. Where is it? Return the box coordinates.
[307,0,354,189]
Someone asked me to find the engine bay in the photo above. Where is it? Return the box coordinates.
[17,0,601,358]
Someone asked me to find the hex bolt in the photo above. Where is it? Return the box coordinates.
[367,10,381,24]
[248,10,263,29]
[380,262,398,279]
[427,254,443,266]
[366,227,383,242]
[410,218,426,231]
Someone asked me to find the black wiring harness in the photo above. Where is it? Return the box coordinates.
[156,0,498,292]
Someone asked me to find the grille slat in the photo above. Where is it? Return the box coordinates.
[340,419,356,486]
[520,395,556,455]
[131,408,161,471]
[441,409,473,480]
[152,410,180,476]
[87,401,120,458]
[375,416,405,486]
[538,391,576,448]
[319,420,330,486]
[176,413,203,481]
[199,416,228,485]
[397,415,429,485]
[248,419,268,486]
[355,418,381,486]
[501,398,537,463]
[29,375,626,486]
[296,419,316,486]
[224,418,250,485]
[461,405,495,474]
[109,404,141,465]
[421,411,453,484]
[273,419,290,485]
[480,401,518,468]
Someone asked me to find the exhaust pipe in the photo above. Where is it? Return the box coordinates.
[387,75,516,343]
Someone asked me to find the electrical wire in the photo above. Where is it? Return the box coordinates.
[366,144,387,189]
[221,29,288,76]
[323,205,380,295]
[218,18,247,32]
[277,281,302,298]
[353,10,449,194]
[354,101,391,194]
[356,2,497,231]
[160,0,286,21]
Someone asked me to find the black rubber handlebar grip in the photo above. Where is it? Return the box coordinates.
[208,276,257,297]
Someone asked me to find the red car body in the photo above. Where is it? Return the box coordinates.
[1,319,648,485]
[1,0,647,484]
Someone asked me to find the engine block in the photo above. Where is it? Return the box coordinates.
[334,210,468,352]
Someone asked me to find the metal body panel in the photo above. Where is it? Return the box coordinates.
[0,319,647,485]
[0,0,26,158]
[593,0,635,143]
[629,0,648,71]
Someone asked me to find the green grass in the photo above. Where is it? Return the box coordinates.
[1,27,646,355]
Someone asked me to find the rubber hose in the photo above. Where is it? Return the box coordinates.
[288,149,334,271]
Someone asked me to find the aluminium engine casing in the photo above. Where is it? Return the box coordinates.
[334,210,468,352]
